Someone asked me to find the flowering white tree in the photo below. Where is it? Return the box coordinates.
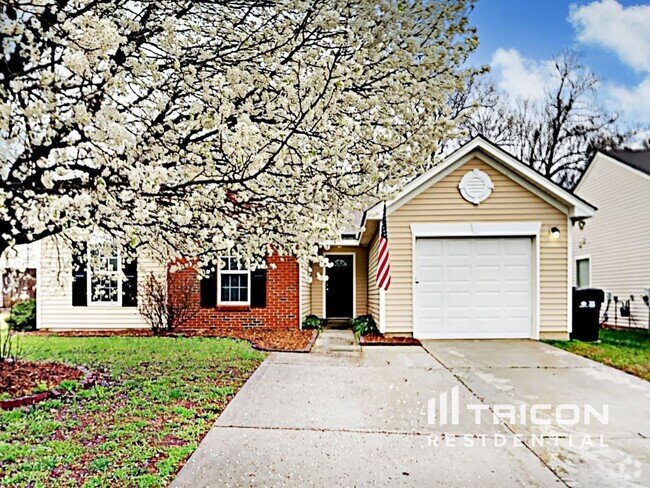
[1,0,479,264]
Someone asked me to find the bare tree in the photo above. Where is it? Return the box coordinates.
[138,272,198,335]
[448,51,637,189]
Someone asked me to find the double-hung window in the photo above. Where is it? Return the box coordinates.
[218,257,250,305]
[89,247,122,305]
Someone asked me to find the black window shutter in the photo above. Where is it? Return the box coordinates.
[122,256,138,307]
[200,263,217,308]
[251,269,267,308]
[72,243,88,307]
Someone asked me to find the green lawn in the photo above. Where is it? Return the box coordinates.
[547,328,650,381]
[0,336,265,487]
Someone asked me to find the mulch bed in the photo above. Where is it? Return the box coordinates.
[360,333,421,346]
[27,327,318,352]
[178,328,318,352]
[0,360,83,399]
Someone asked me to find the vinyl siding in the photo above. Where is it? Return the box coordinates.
[367,232,381,328]
[300,263,311,320]
[573,154,650,326]
[310,262,323,317]
[309,246,368,318]
[386,157,568,336]
[37,237,165,329]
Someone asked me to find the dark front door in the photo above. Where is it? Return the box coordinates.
[325,255,354,318]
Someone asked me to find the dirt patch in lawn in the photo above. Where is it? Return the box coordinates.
[360,334,421,346]
[28,327,317,352]
[1,336,265,487]
[0,360,82,398]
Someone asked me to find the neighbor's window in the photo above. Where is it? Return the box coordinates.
[576,258,590,288]
[89,247,121,304]
[218,257,249,305]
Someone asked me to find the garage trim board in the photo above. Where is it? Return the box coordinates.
[411,222,541,340]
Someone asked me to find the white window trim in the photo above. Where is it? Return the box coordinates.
[217,257,251,306]
[575,255,591,288]
[87,247,122,307]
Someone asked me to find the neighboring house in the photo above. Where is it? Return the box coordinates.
[572,149,650,329]
[36,137,596,340]
[0,243,39,309]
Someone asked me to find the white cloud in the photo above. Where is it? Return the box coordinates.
[570,0,650,74]
[490,48,554,101]
[570,1,650,125]
[606,78,650,125]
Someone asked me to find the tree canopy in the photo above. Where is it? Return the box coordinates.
[1,0,480,264]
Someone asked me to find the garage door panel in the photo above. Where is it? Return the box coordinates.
[505,238,530,255]
[419,265,442,282]
[504,317,529,333]
[418,239,442,257]
[419,291,442,308]
[447,291,472,308]
[446,240,471,257]
[415,237,533,339]
[476,318,500,330]
[475,239,500,256]
[448,317,472,329]
[505,264,529,281]
[475,290,499,304]
[475,265,500,283]
[447,266,471,284]
[506,290,529,307]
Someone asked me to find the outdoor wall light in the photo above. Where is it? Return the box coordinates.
[549,226,561,240]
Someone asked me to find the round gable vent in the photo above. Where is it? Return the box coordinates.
[458,169,494,205]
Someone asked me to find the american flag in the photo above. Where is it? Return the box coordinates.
[376,203,391,290]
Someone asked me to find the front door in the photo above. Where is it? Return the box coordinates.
[325,255,354,318]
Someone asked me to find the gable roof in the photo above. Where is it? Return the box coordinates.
[575,149,650,192]
[366,135,597,222]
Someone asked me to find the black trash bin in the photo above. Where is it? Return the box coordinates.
[571,288,605,341]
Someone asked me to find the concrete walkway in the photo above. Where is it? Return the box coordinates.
[172,341,650,487]
[310,328,361,356]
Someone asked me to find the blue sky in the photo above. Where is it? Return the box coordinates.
[467,0,650,127]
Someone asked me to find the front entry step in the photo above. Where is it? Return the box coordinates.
[324,318,350,330]
[311,329,361,356]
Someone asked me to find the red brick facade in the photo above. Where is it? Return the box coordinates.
[168,255,300,328]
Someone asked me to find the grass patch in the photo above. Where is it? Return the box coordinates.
[546,328,650,380]
[0,336,265,487]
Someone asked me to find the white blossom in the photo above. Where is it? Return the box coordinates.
[0,0,480,269]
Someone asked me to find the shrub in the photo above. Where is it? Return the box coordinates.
[302,314,324,330]
[350,314,379,336]
[6,299,36,332]
[138,272,198,335]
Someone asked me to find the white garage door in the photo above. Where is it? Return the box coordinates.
[414,237,533,339]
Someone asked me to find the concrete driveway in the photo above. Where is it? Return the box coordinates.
[172,340,649,487]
